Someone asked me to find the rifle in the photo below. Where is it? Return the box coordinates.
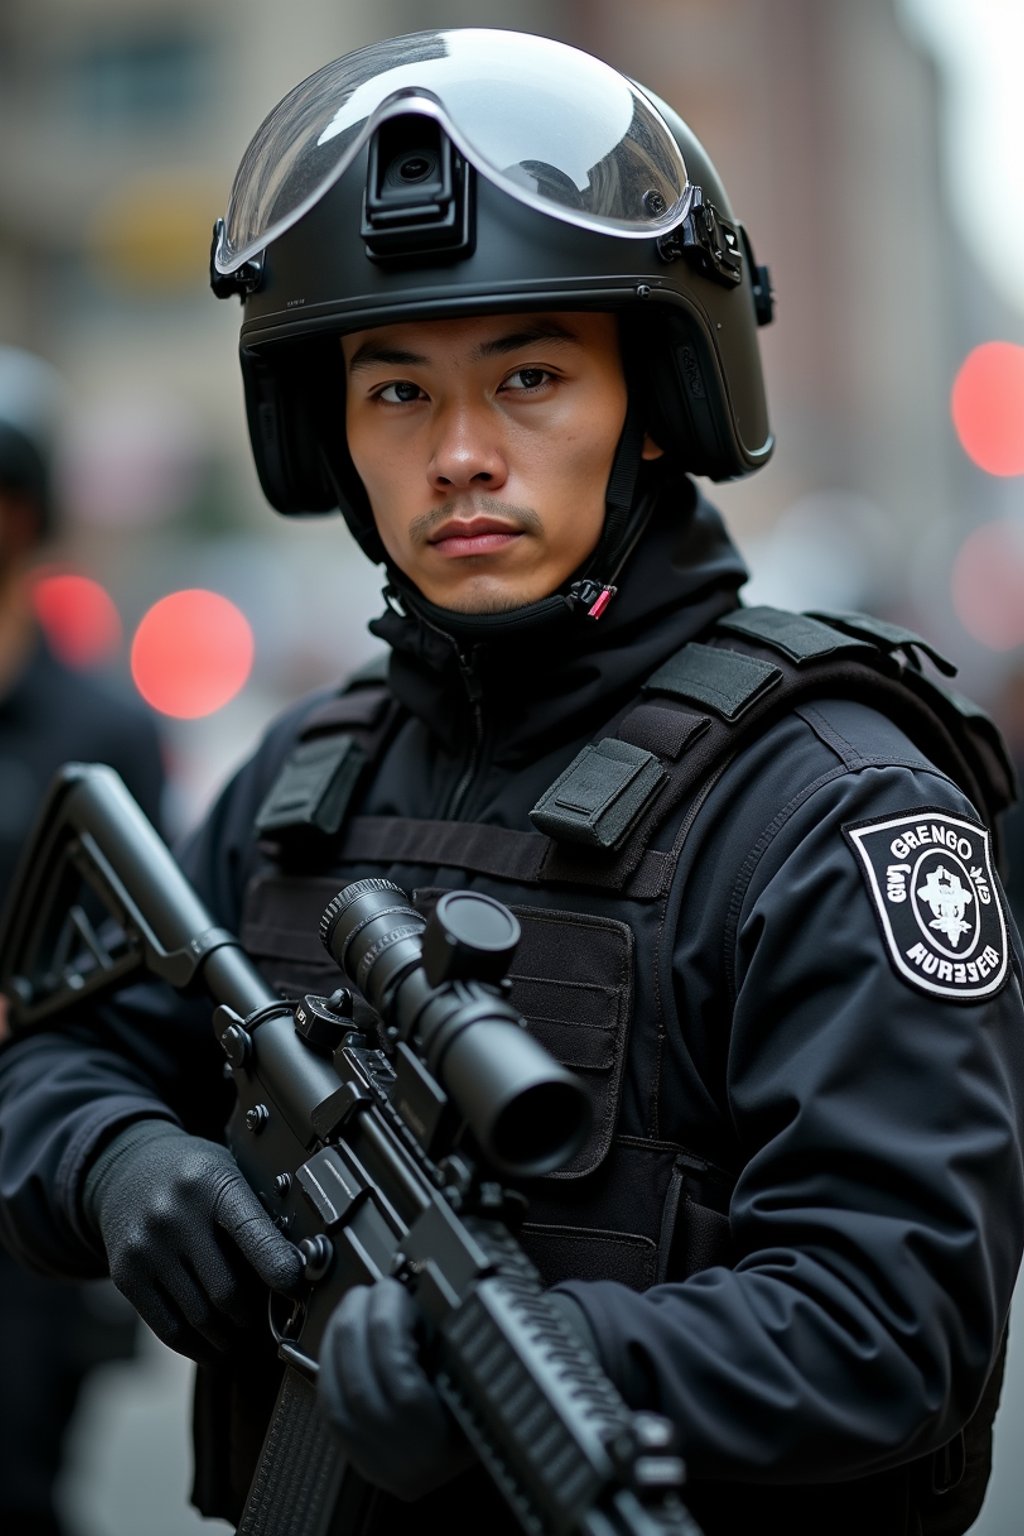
[0,762,703,1536]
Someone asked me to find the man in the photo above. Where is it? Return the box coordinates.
[0,344,166,1536]
[1,28,1022,1536]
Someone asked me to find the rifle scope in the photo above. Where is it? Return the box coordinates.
[320,878,591,1178]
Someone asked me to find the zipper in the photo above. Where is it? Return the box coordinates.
[397,587,485,822]
[443,645,485,820]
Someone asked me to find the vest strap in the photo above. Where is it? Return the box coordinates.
[333,815,676,899]
[806,607,958,676]
[299,685,393,735]
[645,641,781,719]
[618,702,710,760]
[716,606,875,663]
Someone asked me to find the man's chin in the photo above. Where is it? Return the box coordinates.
[441,592,533,616]
[423,583,539,616]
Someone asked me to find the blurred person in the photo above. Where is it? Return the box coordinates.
[1,29,1023,1536]
[0,344,167,1536]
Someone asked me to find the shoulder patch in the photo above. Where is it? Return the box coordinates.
[844,809,1008,1002]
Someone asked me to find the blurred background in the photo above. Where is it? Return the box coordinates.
[0,0,1021,1533]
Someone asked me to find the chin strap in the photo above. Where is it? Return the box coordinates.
[567,398,651,620]
[568,493,658,619]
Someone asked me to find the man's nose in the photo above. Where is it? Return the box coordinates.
[428,402,508,492]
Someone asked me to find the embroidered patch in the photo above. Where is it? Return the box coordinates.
[845,810,1008,1001]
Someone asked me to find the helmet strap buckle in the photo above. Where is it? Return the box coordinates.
[569,578,619,621]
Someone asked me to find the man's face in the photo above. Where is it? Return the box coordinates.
[342,311,659,613]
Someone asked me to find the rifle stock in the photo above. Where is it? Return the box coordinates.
[0,763,702,1536]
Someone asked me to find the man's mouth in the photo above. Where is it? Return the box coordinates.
[427,516,523,558]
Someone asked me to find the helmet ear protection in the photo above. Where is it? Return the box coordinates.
[620,308,731,476]
[241,345,336,515]
[214,29,774,534]
[240,337,385,559]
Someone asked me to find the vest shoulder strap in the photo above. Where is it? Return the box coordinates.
[253,659,401,862]
[531,605,1018,892]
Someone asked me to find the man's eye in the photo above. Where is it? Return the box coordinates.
[377,381,423,403]
[504,368,551,391]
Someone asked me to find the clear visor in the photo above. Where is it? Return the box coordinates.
[213,28,691,274]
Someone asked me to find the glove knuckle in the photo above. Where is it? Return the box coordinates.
[177,1162,217,1201]
[145,1199,180,1240]
[117,1231,151,1269]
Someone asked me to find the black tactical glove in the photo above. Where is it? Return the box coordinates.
[82,1119,303,1363]
[317,1276,600,1502]
[318,1276,476,1501]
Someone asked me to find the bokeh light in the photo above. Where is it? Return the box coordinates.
[31,569,122,667]
[131,589,254,719]
[950,341,1024,476]
[950,518,1024,649]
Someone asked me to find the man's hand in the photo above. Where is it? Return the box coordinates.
[318,1276,476,1501]
[82,1119,303,1362]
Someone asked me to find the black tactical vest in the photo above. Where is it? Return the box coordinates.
[235,606,1017,1536]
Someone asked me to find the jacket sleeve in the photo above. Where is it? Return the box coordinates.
[0,692,328,1278]
[555,706,1024,1484]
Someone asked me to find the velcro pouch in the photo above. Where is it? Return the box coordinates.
[529,738,666,850]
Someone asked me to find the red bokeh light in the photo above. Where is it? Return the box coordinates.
[950,341,1024,477]
[951,519,1024,650]
[131,589,254,719]
[31,569,122,667]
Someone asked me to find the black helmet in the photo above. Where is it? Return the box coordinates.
[212,27,774,563]
[0,345,66,542]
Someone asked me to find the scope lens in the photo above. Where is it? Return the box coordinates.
[434,890,520,953]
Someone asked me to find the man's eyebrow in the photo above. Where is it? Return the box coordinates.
[473,319,581,359]
[345,318,583,374]
[346,341,429,374]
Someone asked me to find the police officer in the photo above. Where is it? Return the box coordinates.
[0,345,166,1536]
[0,29,1022,1536]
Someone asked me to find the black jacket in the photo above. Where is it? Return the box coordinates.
[1,478,1022,1536]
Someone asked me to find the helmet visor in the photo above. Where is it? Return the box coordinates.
[214,28,690,273]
